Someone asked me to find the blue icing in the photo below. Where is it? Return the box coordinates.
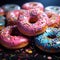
[0,16,5,26]
[56,32,60,37]
[40,38,48,44]
[0,16,5,20]
[45,28,57,35]
[43,32,55,38]
[53,44,60,48]
[41,39,51,48]
[0,22,5,26]
[35,35,42,46]
[35,27,60,52]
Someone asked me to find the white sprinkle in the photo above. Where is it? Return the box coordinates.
[47,56,52,60]
[56,41,60,44]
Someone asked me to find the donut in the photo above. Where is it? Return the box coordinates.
[45,11,56,18]
[45,6,60,15]
[17,9,49,36]
[35,27,60,53]
[46,13,60,27]
[6,10,20,25]
[0,16,5,30]
[2,4,20,13]
[0,25,29,49]
[22,2,44,11]
[0,8,4,16]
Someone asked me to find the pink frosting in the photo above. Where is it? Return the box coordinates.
[17,9,49,36]
[6,10,20,21]
[0,25,29,48]
[22,2,44,11]
[46,13,60,26]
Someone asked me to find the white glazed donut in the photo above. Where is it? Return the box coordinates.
[45,6,60,15]
[2,4,20,12]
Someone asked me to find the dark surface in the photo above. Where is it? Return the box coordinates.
[0,0,60,60]
[0,39,60,60]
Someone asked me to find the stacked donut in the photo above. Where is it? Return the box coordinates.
[0,2,60,53]
[35,5,60,53]
[0,4,30,49]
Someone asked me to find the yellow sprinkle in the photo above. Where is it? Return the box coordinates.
[26,49,32,54]
[2,58,6,60]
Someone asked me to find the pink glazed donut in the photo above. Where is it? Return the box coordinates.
[0,25,29,49]
[6,10,20,25]
[22,2,44,11]
[17,9,49,36]
[45,12,60,27]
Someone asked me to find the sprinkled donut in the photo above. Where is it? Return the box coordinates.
[2,4,20,13]
[0,8,4,16]
[22,2,44,11]
[35,27,60,53]
[46,13,60,27]
[45,6,60,15]
[17,9,49,36]
[6,10,20,25]
[0,25,29,49]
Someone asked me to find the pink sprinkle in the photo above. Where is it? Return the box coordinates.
[47,56,52,60]
[34,53,38,57]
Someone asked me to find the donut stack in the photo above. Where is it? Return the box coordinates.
[0,2,60,53]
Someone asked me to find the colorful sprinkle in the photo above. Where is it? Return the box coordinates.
[47,56,52,60]
[25,49,33,54]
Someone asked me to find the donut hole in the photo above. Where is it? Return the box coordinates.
[32,3,37,6]
[47,12,56,18]
[48,14,52,18]
[29,16,38,24]
[10,27,20,36]
[47,35,56,39]
[47,12,53,18]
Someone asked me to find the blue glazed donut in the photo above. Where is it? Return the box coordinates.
[35,27,60,53]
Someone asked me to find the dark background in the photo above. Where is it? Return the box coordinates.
[0,0,60,7]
